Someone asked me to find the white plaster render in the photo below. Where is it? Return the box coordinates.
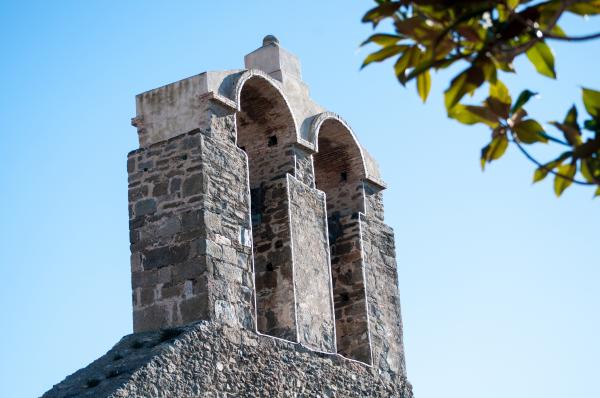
[132,38,385,186]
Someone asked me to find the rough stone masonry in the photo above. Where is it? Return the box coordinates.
[43,36,413,397]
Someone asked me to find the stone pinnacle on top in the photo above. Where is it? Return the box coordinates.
[263,35,279,46]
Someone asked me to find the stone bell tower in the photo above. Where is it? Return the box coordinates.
[43,37,413,398]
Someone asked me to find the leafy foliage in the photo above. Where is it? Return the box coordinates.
[362,0,600,197]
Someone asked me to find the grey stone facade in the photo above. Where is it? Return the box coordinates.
[43,36,412,397]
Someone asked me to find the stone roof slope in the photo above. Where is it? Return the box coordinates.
[43,321,413,397]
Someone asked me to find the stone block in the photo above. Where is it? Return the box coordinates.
[182,173,204,197]
[161,282,183,299]
[179,294,208,324]
[158,216,181,238]
[239,227,252,247]
[130,252,142,273]
[134,198,156,216]
[142,246,170,270]
[172,259,207,282]
[214,299,237,327]
[182,209,205,233]
[152,181,169,197]
[133,303,172,332]
[221,245,238,265]
[213,261,243,285]
[169,177,182,194]
[194,238,222,259]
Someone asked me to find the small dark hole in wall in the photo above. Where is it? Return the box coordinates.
[340,171,348,182]
[181,154,188,161]
[267,135,278,147]
[86,378,100,388]
[341,292,350,302]
[159,327,184,343]
[106,370,119,379]
[275,240,283,249]
[131,340,144,349]
[143,168,148,172]
[266,263,274,272]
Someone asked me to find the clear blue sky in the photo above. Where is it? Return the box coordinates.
[0,1,598,397]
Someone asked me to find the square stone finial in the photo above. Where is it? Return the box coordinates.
[244,35,302,82]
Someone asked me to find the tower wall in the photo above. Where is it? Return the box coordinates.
[361,212,407,377]
[128,122,255,333]
[44,37,413,398]
[126,38,408,375]
[288,174,336,352]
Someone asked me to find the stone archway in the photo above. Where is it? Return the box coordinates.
[313,116,372,363]
[236,75,299,341]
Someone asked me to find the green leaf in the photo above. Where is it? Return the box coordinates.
[485,97,510,119]
[550,106,581,146]
[582,87,600,118]
[550,122,582,146]
[511,90,537,114]
[445,72,468,110]
[394,16,432,38]
[361,33,403,47]
[581,159,594,183]
[394,47,421,84]
[444,65,485,110]
[362,3,401,26]
[533,167,549,183]
[490,80,511,105]
[481,135,509,170]
[513,119,548,144]
[532,152,571,183]
[584,118,599,132]
[553,164,576,197]
[405,56,450,82]
[550,24,566,37]
[567,1,600,16]
[526,41,556,79]
[481,61,497,85]
[507,0,520,10]
[465,106,500,128]
[449,105,498,127]
[564,105,578,126]
[417,70,431,102]
[595,186,600,198]
[491,56,515,73]
[448,104,480,125]
[362,45,406,69]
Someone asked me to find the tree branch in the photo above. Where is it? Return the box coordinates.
[541,132,571,147]
[542,31,600,42]
[496,1,572,60]
[510,136,593,185]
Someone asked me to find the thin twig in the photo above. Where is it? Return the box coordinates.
[542,31,600,42]
[510,136,593,185]
[541,133,570,147]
